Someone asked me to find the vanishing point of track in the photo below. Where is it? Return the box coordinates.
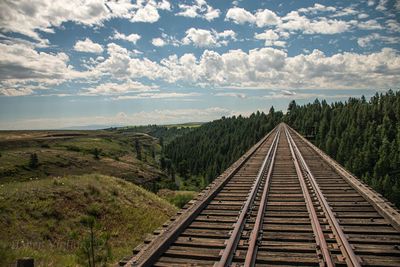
[122,123,400,267]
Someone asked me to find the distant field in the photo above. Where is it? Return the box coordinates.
[164,122,204,129]
[0,129,165,186]
[0,174,176,266]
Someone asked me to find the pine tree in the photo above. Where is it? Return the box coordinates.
[29,153,39,169]
[135,140,142,160]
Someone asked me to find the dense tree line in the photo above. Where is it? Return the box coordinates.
[163,90,400,206]
[164,108,283,188]
[286,90,400,206]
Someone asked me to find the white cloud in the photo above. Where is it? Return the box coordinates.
[226,7,256,25]
[114,92,200,100]
[152,38,166,47]
[225,7,351,35]
[215,92,247,99]
[111,31,141,44]
[87,44,400,91]
[386,19,400,32]
[73,38,104,53]
[0,0,171,43]
[376,0,388,11]
[0,42,83,95]
[255,29,284,46]
[357,19,383,30]
[280,11,350,34]
[0,0,136,42]
[226,7,280,27]
[298,3,336,14]
[83,80,159,95]
[368,0,375,6]
[358,13,369,19]
[182,28,236,47]
[331,7,358,17]
[357,33,400,47]
[255,9,281,27]
[396,0,400,10]
[151,33,182,47]
[177,0,220,21]
[131,3,160,23]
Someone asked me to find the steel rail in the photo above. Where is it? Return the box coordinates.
[216,126,281,267]
[243,125,281,267]
[286,125,361,267]
[284,125,333,267]
[128,126,279,267]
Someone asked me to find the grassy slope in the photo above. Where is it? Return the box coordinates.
[0,130,165,186]
[0,174,177,266]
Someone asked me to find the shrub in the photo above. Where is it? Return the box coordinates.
[29,153,39,169]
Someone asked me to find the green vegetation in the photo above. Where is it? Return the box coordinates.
[0,130,166,187]
[109,124,196,145]
[164,109,283,190]
[29,153,39,169]
[157,189,197,208]
[0,174,176,266]
[286,90,400,206]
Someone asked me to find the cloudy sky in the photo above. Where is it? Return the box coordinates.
[0,0,399,129]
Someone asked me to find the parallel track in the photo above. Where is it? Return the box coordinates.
[123,123,400,267]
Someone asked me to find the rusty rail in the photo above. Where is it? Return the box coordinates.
[286,125,361,267]
[284,125,334,267]
[127,126,279,267]
[242,126,280,267]
[216,126,281,267]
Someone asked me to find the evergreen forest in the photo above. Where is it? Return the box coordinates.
[163,90,400,206]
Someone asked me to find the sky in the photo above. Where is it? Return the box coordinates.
[0,0,399,129]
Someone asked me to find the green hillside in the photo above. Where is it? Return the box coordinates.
[0,174,177,266]
[0,130,166,187]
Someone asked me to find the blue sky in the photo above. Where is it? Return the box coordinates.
[0,0,399,129]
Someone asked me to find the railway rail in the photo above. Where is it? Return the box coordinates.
[121,123,400,267]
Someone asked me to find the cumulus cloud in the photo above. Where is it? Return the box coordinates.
[177,0,220,21]
[357,19,383,30]
[0,0,171,43]
[0,42,83,96]
[298,3,336,14]
[111,31,141,44]
[152,38,166,47]
[0,0,135,42]
[182,28,236,47]
[0,43,79,87]
[226,7,350,35]
[131,3,160,23]
[376,0,388,11]
[114,92,200,100]
[226,7,256,25]
[331,7,358,17]
[254,9,281,27]
[73,38,104,53]
[280,11,350,34]
[255,29,286,47]
[226,7,280,27]
[83,80,159,95]
[357,33,400,47]
[386,19,400,32]
[215,92,247,99]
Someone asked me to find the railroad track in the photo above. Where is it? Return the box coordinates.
[121,123,400,267]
